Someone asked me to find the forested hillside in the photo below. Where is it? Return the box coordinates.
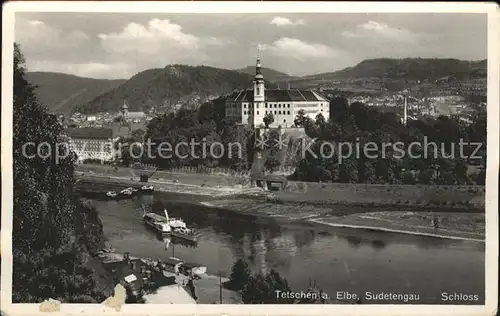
[77,65,263,113]
[26,72,125,114]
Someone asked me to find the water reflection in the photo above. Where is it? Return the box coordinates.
[346,235,362,248]
[371,239,387,250]
[94,195,485,304]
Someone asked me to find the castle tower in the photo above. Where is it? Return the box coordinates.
[253,45,265,126]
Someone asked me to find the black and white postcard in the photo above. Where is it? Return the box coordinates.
[1,2,498,315]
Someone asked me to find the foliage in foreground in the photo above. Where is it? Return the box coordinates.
[12,43,112,303]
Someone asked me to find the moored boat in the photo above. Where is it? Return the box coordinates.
[140,185,154,193]
[106,191,119,198]
[120,188,134,197]
[161,257,184,274]
[170,226,197,243]
[179,262,207,279]
[129,187,139,193]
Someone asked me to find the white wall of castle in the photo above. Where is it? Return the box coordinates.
[225,100,329,128]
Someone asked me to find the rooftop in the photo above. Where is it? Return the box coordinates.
[65,127,113,139]
[103,258,176,291]
[229,89,328,103]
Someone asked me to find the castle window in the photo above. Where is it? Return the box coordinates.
[279,104,281,108]
[279,111,282,115]
[257,86,261,95]
[274,111,276,115]
[244,111,247,115]
[287,111,291,115]
[257,111,259,115]
[283,119,286,123]
[244,104,246,108]
[288,104,290,108]
[274,104,277,108]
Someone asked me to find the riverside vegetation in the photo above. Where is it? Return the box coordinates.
[139,87,486,186]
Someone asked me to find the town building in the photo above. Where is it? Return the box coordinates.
[65,127,114,163]
[65,103,149,163]
[225,56,329,128]
[121,102,146,122]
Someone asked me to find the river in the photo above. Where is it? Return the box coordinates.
[90,192,485,304]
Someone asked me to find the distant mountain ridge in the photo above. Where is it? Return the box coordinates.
[237,66,294,82]
[28,58,487,115]
[298,58,487,82]
[77,64,263,114]
[25,72,126,114]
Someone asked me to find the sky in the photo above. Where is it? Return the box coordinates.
[14,12,487,80]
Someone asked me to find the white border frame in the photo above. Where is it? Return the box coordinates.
[1,2,498,315]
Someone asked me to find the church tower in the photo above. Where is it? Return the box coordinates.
[121,101,129,119]
[253,46,265,126]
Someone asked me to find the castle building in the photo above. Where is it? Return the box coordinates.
[225,56,329,128]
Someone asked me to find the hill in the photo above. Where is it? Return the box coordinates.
[25,72,126,114]
[297,58,487,82]
[237,66,293,82]
[77,65,262,113]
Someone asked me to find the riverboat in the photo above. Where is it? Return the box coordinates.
[161,257,184,274]
[140,185,155,193]
[162,209,197,242]
[129,187,139,193]
[159,257,206,279]
[170,226,197,243]
[120,188,135,197]
[143,210,172,234]
[106,191,119,198]
[179,262,207,278]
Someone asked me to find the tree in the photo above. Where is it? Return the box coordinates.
[228,259,251,292]
[294,109,307,127]
[114,136,142,166]
[264,130,282,172]
[12,43,112,303]
[263,112,274,128]
[315,113,326,126]
[131,128,146,141]
[241,269,292,304]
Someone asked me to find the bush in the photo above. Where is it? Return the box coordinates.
[241,269,292,304]
[228,259,251,292]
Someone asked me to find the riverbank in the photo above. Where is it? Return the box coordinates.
[75,166,485,241]
[76,165,485,209]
